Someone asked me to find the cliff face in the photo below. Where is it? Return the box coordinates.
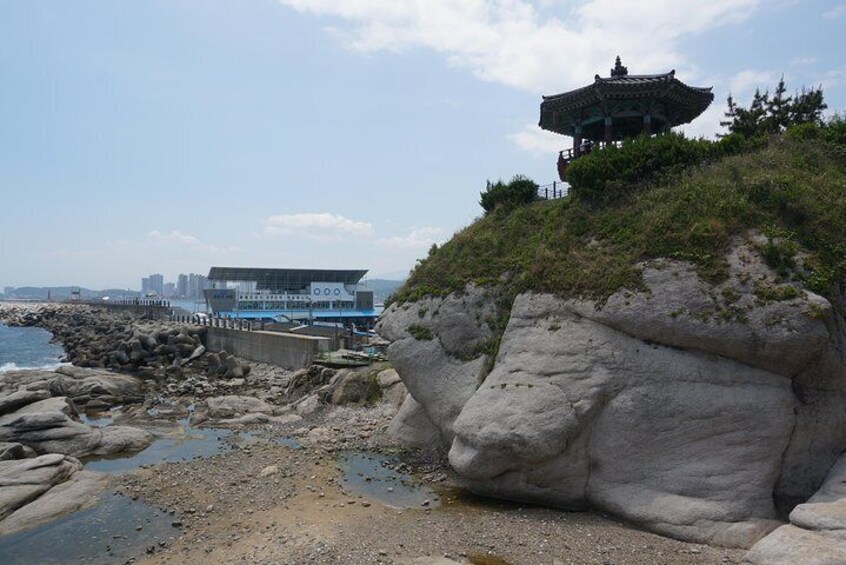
[377,238,846,549]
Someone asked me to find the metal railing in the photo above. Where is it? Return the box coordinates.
[537,181,569,200]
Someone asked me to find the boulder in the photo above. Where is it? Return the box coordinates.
[744,452,846,564]
[49,366,146,406]
[0,397,152,458]
[376,368,402,388]
[381,245,846,549]
[293,394,320,416]
[0,390,51,417]
[0,469,109,535]
[205,395,276,419]
[387,395,442,448]
[0,454,82,522]
[376,284,498,443]
[381,380,408,408]
[0,443,27,461]
[330,370,371,405]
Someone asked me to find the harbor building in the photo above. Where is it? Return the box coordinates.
[203,267,377,328]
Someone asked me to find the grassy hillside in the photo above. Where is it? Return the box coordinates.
[392,134,846,307]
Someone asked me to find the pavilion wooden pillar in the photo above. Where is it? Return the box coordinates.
[604,116,613,146]
[573,126,582,158]
[643,113,652,136]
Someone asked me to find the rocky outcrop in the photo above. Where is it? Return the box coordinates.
[379,239,846,549]
[0,454,109,535]
[744,452,846,564]
[0,397,153,458]
[189,394,302,427]
[387,396,442,448]
[377,284,499,443]
[0,368,154,458]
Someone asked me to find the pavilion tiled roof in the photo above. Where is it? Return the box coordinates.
[539,66,714,136]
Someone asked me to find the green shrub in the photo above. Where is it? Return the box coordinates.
[786,122,821,141]
[407,324,433,341]
[564,133,712,200]
[480,175,538,214]
[392,135,846,310]
[822,114,846,147]
[754,281,801,302]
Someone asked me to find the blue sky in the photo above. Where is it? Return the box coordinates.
[1,0,844,289]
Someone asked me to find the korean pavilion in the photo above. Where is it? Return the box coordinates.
[539,57,714,180]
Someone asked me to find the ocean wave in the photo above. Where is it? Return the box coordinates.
[0,361,69,373]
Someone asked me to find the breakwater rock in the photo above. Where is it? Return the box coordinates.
[378,239,846,550]
[0,303,251,393]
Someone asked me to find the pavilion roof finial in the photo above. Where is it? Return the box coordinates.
[611,56,628,77]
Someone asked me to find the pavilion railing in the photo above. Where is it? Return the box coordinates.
[537,181,568,200]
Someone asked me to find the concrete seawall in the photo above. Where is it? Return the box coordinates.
[206,327,331,369]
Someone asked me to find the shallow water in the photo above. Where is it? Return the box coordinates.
[338,452,439,509]
[0,323,65,372]
[0,493,176,564]
[83,420,235,474]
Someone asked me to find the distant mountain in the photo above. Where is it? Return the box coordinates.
[2,287,140,300]
[364,279,405,303]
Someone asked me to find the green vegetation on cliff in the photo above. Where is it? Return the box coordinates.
[392,129,846,306]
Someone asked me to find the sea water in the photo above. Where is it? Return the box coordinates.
[0,323,180,561]
[0,323,66,373]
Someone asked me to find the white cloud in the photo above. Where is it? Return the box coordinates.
[728,69,777,98]
[677,103,726,140]
[378,226,447,250]
[263,212,374,238]
[824,4,846,18]
[278,0,759,93]
[146,230,237,254]
[509,123,565,154]
[147,230,201,246]
[821,66,846,91]
[789,57,817,67]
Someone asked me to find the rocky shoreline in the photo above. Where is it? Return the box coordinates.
[0,302,750,564]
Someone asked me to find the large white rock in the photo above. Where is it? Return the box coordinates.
[0,397,153,458]
[744,453,846,564]
[205,395,276,419]
[0,454,82,521]
[0,469,109,535]
[376,285,497,443]
[382,243,846,549]
[449,293,793,547]
[387,395,442,449]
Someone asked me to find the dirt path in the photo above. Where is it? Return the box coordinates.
[119,410,744,565]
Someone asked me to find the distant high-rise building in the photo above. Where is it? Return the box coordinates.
[187,273,208,299]
[141,273,164,297]
[163,282,176,298]
[3,286,13,297]
[177,274,188,298]
[149,273,164,297]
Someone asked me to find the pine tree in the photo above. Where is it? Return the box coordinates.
[719,94,739,136]
[764,76,792,133]
[790,86,827,125]
[721,79,827,136]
